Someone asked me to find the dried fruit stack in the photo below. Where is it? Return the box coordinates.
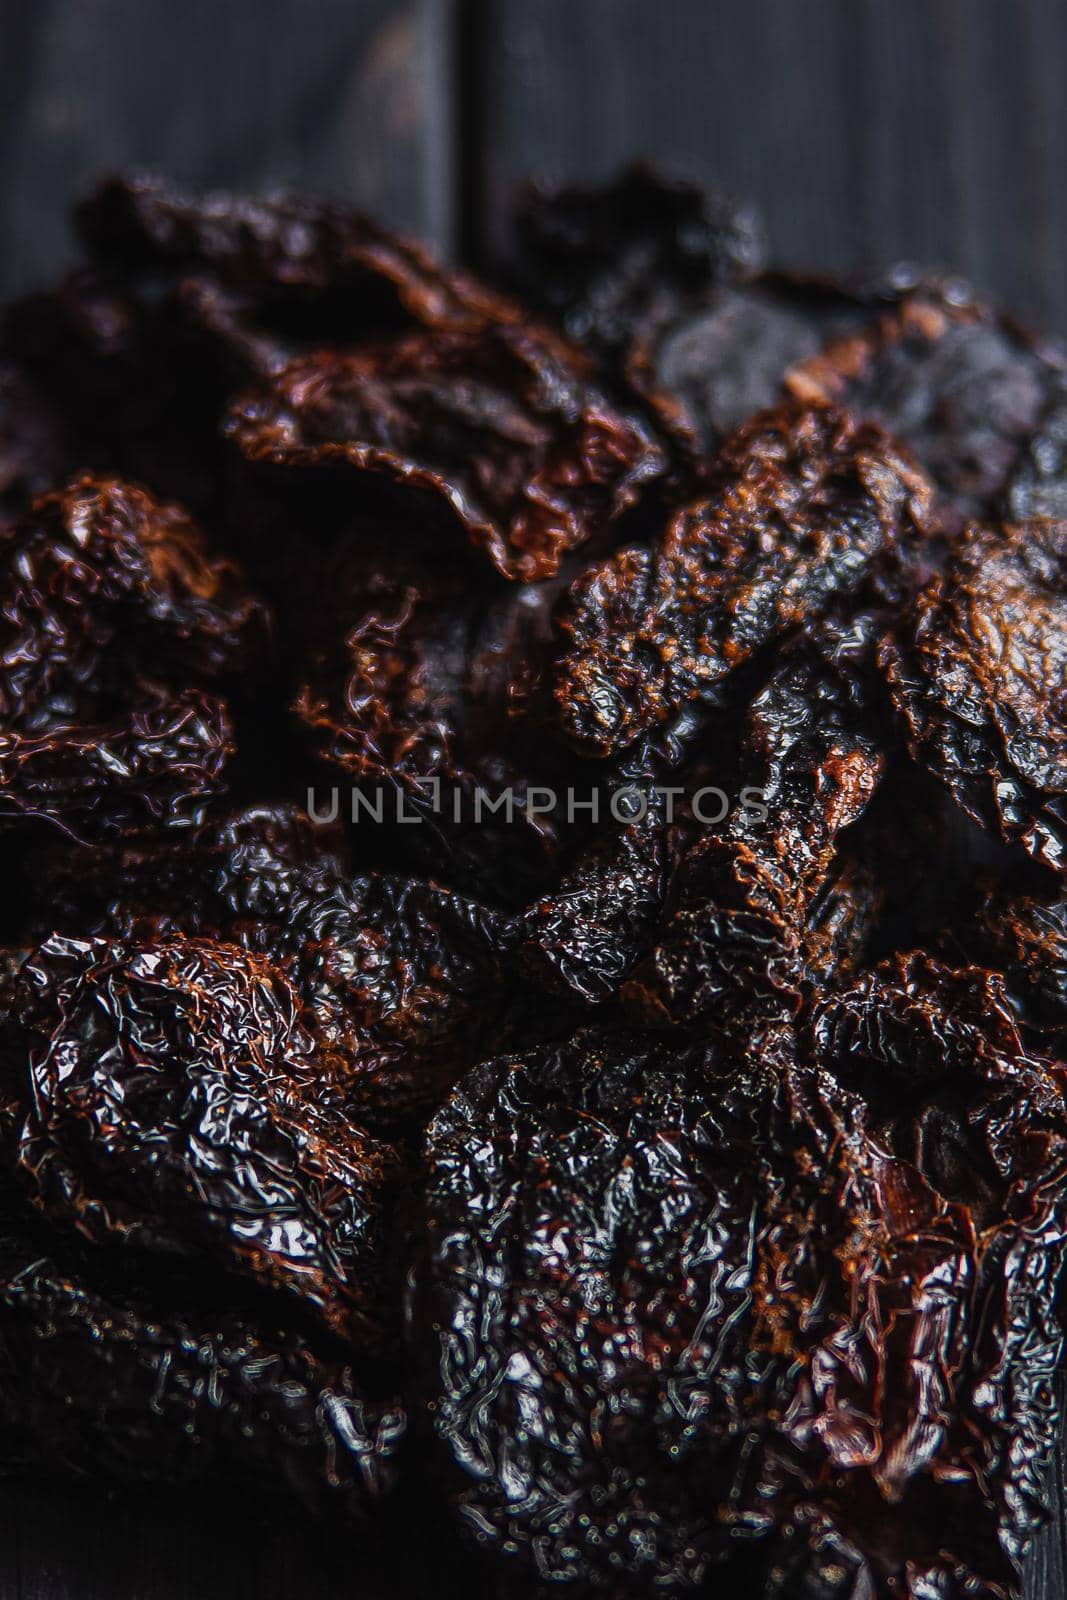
[0,168,1065,1598]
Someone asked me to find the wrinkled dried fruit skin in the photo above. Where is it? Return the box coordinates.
[768,1024,1067,1598]
[19,805,526,1133]
[882,518,1067,874]
[946,883,1067,1051]
[518,177,996,480]
[786,294,1063,534]
[811,950,1031,1101]
[11,176,532,525]
[515,165,764,359]
[4,166,1067,1597]
[16,934,397,1344]
[0,475,267,840]
[0,475,264,733]
[26,823,242,945]
[0,1210,405,1512]
[415,1029,767,1594]
[798,853,883,995]
[557,402,933,756]
[416,1005,1067,1597]
[805,953,1067,1593]
[24,801,344,948]
[623,640,885,1031]
[603,249,1058,537]
[219,841,524,1130]
[517,798,666,1003]
[514,704,719,1007]
[978,891,1067,1037]
[227,322,666,582]
[0,686,233,839]
[292,546,579,898]
[513,712,709,1007]
[627,271,887,461]
[79,174,522,344]
[252,877,517,1127]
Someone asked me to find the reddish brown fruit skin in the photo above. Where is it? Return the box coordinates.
[785,293,1064,534]
[0,687,234,838]
[78,173,524,340]
[15,933,398,1346]
[290,544,580,901]
[226,322,666,582]
[961,885,1067,1050]
[0,474,264,732]
[0,474,266,839]
[556,401,934,756]
[415,1002,1067,1597]
[16,805,538,1135]
[622,637,885,1034]
[0,168,1066,1600]
[0,1215,405,1513]
[882,518,1067,874]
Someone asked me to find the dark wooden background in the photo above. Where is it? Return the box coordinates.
[6,0,1067,334]
[2,1,1067,1593]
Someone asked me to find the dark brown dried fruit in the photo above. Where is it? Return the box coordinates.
[557,402,932,756]
[0,474,267,841]
[516,800,666,1004]
[623,637,885,1031]
[787,293,1064,534]
[415,1009,1067,1596]
[514,727,694,1005]
[627,270,886,463]
[3,168,1067,1599]
[219,835,524,1131]
[79,173,522,343]
[226,322,666,582]
[0,474,264,733]
[292,545,577,897]
[16,933,397,1344]
[0,686,233,839]
[882,517,1067,874]
[414,1028,766,1594]
[944,882,1067,1051]
[18,806,525,1132]
[0,1209,404,1511]
[516,164,764,358]
[782,974,1067,1598]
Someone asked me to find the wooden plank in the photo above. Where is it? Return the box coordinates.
[472,0,1067,334]
[1015,0,1067,335]
[0,0,455,298]
[471,0,885,270]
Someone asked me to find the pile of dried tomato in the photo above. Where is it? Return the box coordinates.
[0,168,1065,1598]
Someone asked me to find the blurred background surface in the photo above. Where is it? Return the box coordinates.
[3,0,1067,338]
